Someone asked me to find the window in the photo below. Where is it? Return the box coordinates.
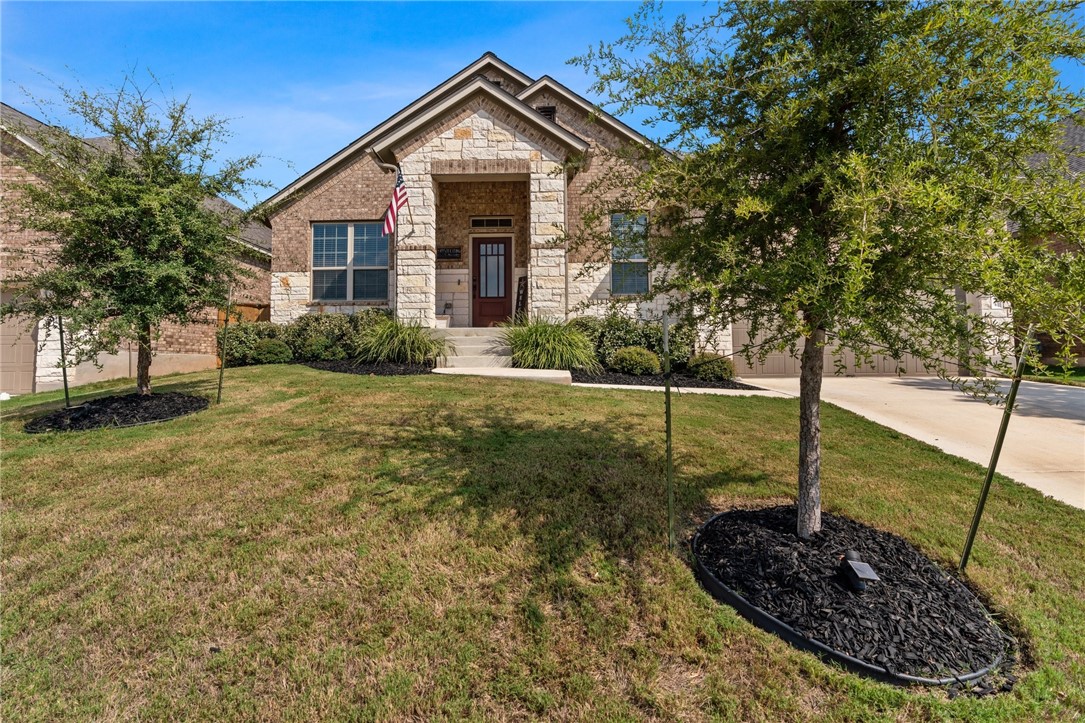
[312,222,390,302]
[611,213,649,295]
[470,216,513,229]
[536,105,556,122]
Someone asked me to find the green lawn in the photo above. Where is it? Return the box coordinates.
[2,365,1083,721]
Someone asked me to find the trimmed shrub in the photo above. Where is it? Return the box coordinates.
[250,338,293,364]
[689,352,735,381]
[593,312,696,370]
[501,317,602,373]
[352,319,449,365]
[281,311,392,362]
[567,315,604,349]
[608,346,661,376]
[218,321,282,366]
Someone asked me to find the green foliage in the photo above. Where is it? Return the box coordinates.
[280,310,390,362]
[0,74,270,393]
[501,318,602,373]
[688,353,735,382]
[575,1,1085,536]
[593,312,694,370]
[218,320,281,366]
[250,339,293,365]
[352,319,449,366]
[575,2,1085,379]
[608,346,661,376]
[566,315,604,349]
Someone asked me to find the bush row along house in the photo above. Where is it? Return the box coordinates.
[6,53,1076,393]
[0,102,271,395]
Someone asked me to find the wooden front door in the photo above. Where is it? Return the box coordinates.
[472,237,512,327]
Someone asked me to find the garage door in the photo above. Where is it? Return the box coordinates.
[731,320,929,377]
[0,291,37,394]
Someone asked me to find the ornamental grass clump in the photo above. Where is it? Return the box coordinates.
[501,317,602,373]
[352,319,450,366]
[608,346,661,376]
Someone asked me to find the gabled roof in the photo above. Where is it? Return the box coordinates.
[267,53,544,205]
[370,76,589,158]
[517,75,654,148]
[266,53,615,207]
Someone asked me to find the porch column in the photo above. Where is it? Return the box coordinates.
[527,165,566,320]
[395,166,437,326]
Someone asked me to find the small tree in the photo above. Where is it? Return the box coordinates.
[575,1,1085,538]
[1,76,266,395]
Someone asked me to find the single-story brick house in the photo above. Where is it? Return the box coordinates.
[0,102,272,395]
[266,52,1020,376]
[265,52,668,330]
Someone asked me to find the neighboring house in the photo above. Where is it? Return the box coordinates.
[0,102,272,395]
[1033,111,1085,366]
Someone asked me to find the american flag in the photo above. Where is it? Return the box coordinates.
[383,170,408,236]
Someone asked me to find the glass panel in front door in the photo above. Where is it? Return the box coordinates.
[479,242,506,298]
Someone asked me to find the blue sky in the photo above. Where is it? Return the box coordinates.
[3,1,1083,205]
[2,1,674,200]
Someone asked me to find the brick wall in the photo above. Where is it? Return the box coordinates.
[270,154,395,273]
[526,92,642,266]
[234,252,271,306]
[1,134,59,282]
[436,180,530,269]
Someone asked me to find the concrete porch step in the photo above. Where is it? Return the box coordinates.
[432,367,571,385]
[435,327,513,370]
[432,327,506,339]
[441,354,512,369]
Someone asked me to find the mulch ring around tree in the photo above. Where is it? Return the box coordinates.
[570,369,761,390]
[23,392,209,434]
[305,360,434,377]
[692,505,1015,692]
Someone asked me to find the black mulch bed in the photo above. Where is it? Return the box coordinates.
[693,506,1011,685]
[306,360,434,376]
[23,392,209,434]
[570,369,761,391]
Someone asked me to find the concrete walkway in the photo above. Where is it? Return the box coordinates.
[747,376,1085,510]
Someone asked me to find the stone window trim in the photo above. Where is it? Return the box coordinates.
[610,212,650,296]
[311,221,392,303]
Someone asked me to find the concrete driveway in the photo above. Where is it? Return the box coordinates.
[747,376,1085,510]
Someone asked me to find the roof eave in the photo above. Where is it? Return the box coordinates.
[370,78,589,158]
[518,76,654,149]
[264,53,538,207]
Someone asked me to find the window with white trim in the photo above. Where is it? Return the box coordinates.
[610,212,649,295]
[312,222,390,302]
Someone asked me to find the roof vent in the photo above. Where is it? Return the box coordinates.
[536,105,556,122]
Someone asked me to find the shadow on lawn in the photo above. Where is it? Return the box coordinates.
[383,406,769,578]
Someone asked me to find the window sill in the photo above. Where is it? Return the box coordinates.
[308,300,391,307]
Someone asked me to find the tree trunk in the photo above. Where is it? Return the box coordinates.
[797,325,826,539]
[136,323,153,396]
